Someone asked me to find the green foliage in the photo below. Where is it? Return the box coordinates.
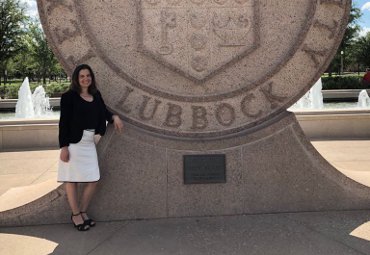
[321,75,365,90]
[1,82,20,99]
[25,19,61,85]
[326,7,361,74]
[45,82,70,97]
[342,7,362,48]
[0,13,66,97]
[0,0,27,78]
[352,32,370,68]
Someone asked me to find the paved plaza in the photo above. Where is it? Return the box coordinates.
[1,140,370,254]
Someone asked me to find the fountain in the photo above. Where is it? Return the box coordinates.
[32,86,52,117]
[290,78,370,110]
[357,90,370,108]
[291,78,324,109]
[15,78,35,118]
[13,77,52,119]
[310,78,324,109]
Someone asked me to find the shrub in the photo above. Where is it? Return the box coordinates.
[0,80,70,99]
[3,84,21,99]
[45,82,70,97]
[321,75,365,90]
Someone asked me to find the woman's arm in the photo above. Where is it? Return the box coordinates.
[59,92,72,148]
[97,90,124,132]
[60,146,69,162]
[59,91,73,162]
[111,114,124,132]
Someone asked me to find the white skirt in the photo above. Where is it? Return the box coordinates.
[58,130,100,182]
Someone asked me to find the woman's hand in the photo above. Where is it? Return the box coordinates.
[112,115,124,133]
[60,146,70,162]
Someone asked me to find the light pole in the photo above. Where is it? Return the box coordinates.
[4,69,7,85]
[340,50,344,75]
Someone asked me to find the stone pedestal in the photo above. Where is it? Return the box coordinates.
[93,111,370,220]
[3,112,370,226]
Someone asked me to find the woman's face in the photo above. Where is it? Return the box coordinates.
[78,69,92,89]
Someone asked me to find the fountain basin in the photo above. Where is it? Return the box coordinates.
[322,89,370,102]
[1,110,370,150]
[0,118,59,150]
[293,109,370,140]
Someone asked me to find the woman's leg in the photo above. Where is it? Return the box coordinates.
[80,182,98,213]
[65,183,84,225]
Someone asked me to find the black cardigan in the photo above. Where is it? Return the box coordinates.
[58,89,114,148]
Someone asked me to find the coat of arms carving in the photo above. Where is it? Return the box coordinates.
[138,0,259,80]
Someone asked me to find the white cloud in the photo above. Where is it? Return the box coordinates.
[359,27,370,37]
[23,0,39,18]
[361,2,370,11]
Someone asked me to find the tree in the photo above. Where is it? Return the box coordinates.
[6,17,66,85]
[26,19,60,84]
[0,0,27,86]
[326,7,362,75]
[353,32,370,69]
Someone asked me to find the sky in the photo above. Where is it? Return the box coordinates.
[355,0,370,36]
[23,0,38,18]
[23,0,370,36]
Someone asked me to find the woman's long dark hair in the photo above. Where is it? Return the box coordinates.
[70,64,98,95]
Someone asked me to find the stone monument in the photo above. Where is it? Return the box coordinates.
[2,0,370,225]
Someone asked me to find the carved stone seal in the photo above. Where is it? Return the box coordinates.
[37,0,350,138]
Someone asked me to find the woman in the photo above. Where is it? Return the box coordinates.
[362,69,370,87]
[58,64,123,231]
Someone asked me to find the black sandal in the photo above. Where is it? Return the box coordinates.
[81,211,96,227]
[71,212,90,231]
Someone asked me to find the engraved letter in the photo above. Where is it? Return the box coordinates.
[260,82,286,108]
[46,0,73,15]
[320,0,345,6]
[116,87,134,114]
[241,93,262,118]
[145,0,161,5]
[55,20,81,44]
[191,106,208,130]
[314,20,338,39]
[139,96,162,121]
[164,103,183,128]
[66,49,96,67]
[215,103,235,127]
[302,44,327,66]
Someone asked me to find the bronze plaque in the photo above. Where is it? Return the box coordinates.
[184,154,226,184]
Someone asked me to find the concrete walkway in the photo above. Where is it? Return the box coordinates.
[312,140,370,187]
[1,141,370,254]
[0,149,59,196]
[1,210,370,255]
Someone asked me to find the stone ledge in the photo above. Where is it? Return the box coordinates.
[1,111,370,151]
[0,121,59,151]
